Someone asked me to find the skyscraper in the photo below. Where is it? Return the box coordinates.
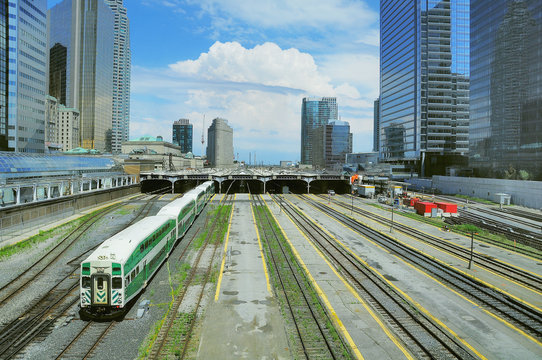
[104,0,131,154]
[48,0,114,152]
[373,98,380,153]
[300,97,338,165]
[379,0,469,176]
[172,119,193,154]
[207,118,233,168]
[312,121,353,170]
[470,0,542,180]
[0,0,8,151]
[7,0,48,153]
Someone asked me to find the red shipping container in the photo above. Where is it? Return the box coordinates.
[435,202,458,214]
[414,201,437,215]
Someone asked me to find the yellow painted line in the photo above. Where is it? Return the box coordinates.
[308,195,542,311]
[158,193,167,200]
[249,194,272,296]
[395,253,542,348]
[214,194,236,302]
[278,196,412,359]
[337,195,542,273]
[300,194,541,349]
[264,195,365,360]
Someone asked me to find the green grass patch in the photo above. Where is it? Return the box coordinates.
[454,194,497,205]
[254,203,352,359]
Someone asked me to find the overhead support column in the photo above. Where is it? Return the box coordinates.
[15,186,21,205]
[261,177,271,194]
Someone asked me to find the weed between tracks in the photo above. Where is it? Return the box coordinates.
[0,204,119,260]
[254,204,352,359]
[138,204,232,359]
[367,203,541,255]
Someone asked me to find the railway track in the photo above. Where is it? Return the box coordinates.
[449,211,542,251]
[0,194,164,359]
[147,194,233,359]
[276,195,476,359]
[321,195,542,293]
[55,321,115,360]
[252,193,345,359]
[300,195,542,343]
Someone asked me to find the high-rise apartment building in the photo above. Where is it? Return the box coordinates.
[48,0,114,152]
[104,0,130,154]
[379,0,469,176]
[0,1,8,151]
[172,119,193,154]
[300,97,338,165]
[58,106,80,152]
[207,118,233,168]
[7,0,48,153]
[312,121,353,170]
[470,0,542,180]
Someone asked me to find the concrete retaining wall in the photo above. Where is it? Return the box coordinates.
[0,185,141,236]
[432,176,542,209]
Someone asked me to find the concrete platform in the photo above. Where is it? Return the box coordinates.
[263,194,411,360]
[288,194,542,359]
[323,194,542,308]
[197,194,292,359]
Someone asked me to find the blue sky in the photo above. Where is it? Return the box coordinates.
[48,0,381,164]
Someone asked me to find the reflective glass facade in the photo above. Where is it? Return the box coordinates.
[172,118,193,154]
[300,97,337,165]
[8,0,48,153]
[48,0,114,152]
[0,0,7,151]
[104,0,130,154]
[312,120,353,170]
[380,0,469,176]
[470,0,542,180]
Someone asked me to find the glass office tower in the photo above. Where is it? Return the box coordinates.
[312,120,353,170]
[172,118,193,154]
[470,0,542,180]
[104,0,130,154]
[0,0,7,151]
[300,97,338,165]
[8,0,48,153]
[48,0,114,152]
[380,0,469,176]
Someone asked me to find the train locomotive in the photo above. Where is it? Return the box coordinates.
[79,181,214,319]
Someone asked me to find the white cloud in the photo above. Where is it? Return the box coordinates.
[169,41,334,94]
[131,41,376,162]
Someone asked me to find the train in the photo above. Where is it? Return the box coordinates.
[79,181,215,319]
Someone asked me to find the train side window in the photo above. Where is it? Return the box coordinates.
[112,277,122,289]
[140,244,144,253]
[97,278,104,290]
[82,276,90,288]
[136,266,139,274]
[145,240,149,249]
[131,270,136,281]
[125,276,130,285]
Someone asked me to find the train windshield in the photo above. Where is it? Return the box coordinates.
[112,277,122,289]
[97,278,104,290]
[82,276,90,288]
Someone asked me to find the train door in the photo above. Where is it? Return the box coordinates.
[91,274,110,306]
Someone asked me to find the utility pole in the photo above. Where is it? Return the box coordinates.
[468,232,475,269]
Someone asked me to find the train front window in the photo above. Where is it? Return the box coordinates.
[82,276,90,288]
[97,278,104,290]
[112,277,122,289]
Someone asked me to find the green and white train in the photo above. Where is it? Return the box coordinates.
[80,181,214,319]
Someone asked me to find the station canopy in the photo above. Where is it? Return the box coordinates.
[0,152,119,182]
